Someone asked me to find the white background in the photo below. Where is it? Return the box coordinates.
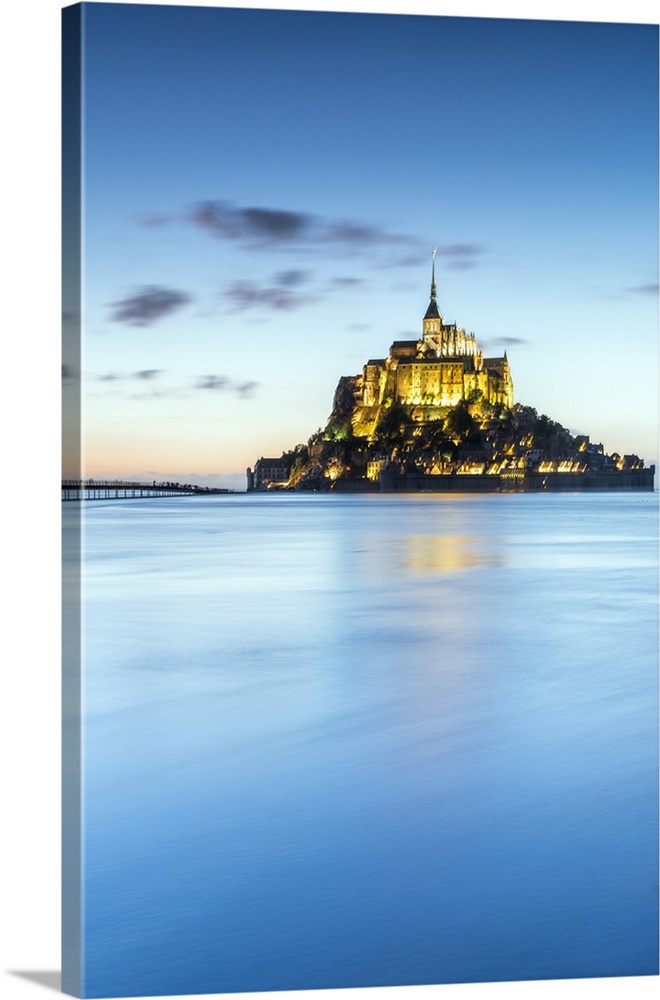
[1,2,657,1000]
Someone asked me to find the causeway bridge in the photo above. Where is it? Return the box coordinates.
[62,479,235,501]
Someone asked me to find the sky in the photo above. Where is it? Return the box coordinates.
[63,1,658,490]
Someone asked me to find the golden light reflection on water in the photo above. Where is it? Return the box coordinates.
[405,535,506,574]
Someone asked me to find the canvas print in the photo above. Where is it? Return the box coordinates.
[62,2,659,997]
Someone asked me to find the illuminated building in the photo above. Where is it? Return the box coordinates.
[249,257,654,492]
[246,456,292,491]
[353,254,513,437]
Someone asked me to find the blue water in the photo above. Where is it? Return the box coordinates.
[69,493,658,996]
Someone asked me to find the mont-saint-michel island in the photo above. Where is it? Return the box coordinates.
[247,258,655,494]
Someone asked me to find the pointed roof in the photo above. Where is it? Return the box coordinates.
[423,252,441,319]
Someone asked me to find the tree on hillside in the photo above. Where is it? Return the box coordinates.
[375,401,412,446]
[444,402,476,442]
[324,414,354,442]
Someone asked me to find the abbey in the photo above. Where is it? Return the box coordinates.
[248,257,654,492]
[348,256,513,439]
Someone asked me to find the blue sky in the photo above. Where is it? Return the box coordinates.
[67,1,658,488]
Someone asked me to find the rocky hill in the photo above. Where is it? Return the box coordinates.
[281,393,650,492]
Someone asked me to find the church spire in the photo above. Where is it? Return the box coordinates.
[423,248,442,323]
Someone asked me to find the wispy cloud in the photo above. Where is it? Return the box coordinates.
[97,369,165,382]
[624,281,659,297]
[134,212,171,228]
[235,381,258,398]
[323,222,413,247]
[381,244,485,271]
[197,375,229,390]
[190,201,311,243]
[186,199,420,255]
[135,199,488,286]
[110,286,192,326]
[275,270,310,287]
[331,277,365,289]
[441,244,485,270]
[196,375,259,397]
[93,369,257,400]
[129,388,180,401]
[224,279,317,313]
[135,197,492,279]
[222,268,366,313]
[481,336,528,348]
